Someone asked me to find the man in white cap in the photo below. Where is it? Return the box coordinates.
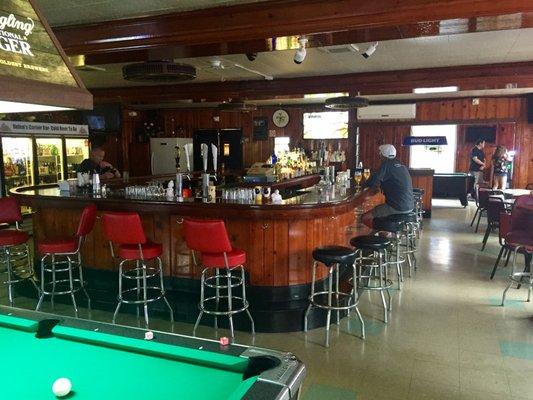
[365,144,414,218]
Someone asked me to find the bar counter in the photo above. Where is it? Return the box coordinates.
[12,182,383,332]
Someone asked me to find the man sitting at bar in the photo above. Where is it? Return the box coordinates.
[77,147,120,179]
[365,144,414,218]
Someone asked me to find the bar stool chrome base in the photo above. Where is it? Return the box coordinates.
[304,259,365,347]
[193,265,255,340]
[501,246,532,306]
[113,256,174,328]
[36,253,90,317]
[355,252,393,323]
[0,243,40,306]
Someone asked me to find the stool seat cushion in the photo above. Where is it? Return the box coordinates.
[201,248,246,268]
[312,245,357,266]
[385,212,418,223]
[506,230,533,252]
[0,229,29,246]
[118,241,163,260]
[350,235,391,250]
[373,217,404,233]
[38,237,78,254]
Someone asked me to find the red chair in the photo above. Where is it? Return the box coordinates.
[183,219,254,339]
[35,204,96,316]
[481,197,507,251]
[470,185,491,232]
[102,212,173,327]
[489,212,512,279]
[501,195,533,306]
[0,197,39,305]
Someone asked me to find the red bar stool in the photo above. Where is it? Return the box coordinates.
[0,197,39,305]
[184,219,255,339]
[102,212,173,327]
[35,204,96,316]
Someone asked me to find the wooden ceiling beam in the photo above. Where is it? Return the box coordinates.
[54,0,533,57]
[91,61,533,104]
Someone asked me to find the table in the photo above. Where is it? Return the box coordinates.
[503,189,531,198]
[432,173,475,207]
[0,306,305,399]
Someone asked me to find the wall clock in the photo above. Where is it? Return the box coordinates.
[272,109,290,128]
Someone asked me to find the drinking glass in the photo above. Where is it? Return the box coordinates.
[363,168,371,182]
[354,171,363,189]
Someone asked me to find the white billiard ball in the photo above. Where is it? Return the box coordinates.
[52,378,72,397]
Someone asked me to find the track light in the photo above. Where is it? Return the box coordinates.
[362,42,378,59]
[294,36,308,64]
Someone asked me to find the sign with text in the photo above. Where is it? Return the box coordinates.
[403,136,448,146]
[0,120,88,136]
[0,1,77,86]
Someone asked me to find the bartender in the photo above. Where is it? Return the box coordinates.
[77,147,120,179]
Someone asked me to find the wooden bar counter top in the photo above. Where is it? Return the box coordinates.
[12,181,383,332]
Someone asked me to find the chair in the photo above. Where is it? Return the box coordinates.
[471,187,491,232]
[501,195,533,306]
[183,219,254,339]
[303,246,364,347]
[36,204,96,315]
[102,212,173,327]
[489,212,512,279]
[481,197,506,251]
[0,197,39,305]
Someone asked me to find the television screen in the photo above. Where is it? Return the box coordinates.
[303,111,349,139]
[86,115,106,131]
[465,126,496,143]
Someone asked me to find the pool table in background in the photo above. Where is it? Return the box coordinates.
[0,306,305,400]
[432,173,475,207]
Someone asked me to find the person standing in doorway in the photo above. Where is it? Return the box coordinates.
[492,145,511,190]
[469,139,486,195]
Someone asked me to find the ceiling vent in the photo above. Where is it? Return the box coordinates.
[122,61,196,82]
[321,45,359,54]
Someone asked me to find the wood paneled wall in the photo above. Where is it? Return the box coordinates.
[127,106,356,173]
[358,97,533,188]
[123,96,532,187]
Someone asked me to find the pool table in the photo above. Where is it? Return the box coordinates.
[0,306,305,399]
[432,173,475,207]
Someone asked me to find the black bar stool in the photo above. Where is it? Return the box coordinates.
[350,235,392,323]
[383,213,419,276]
[304,245,364,347]
[373,217,405,290]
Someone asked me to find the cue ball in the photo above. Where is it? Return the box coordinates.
[52,378,72,397]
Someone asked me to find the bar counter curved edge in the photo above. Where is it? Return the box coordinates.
[12,183,383,332]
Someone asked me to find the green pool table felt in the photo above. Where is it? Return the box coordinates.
[0,314,256,399]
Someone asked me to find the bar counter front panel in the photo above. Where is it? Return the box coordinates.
[12,184,383,332]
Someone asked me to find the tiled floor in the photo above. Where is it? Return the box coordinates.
[2,199,533,399]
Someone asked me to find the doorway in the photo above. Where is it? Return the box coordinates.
[410,125,457,173]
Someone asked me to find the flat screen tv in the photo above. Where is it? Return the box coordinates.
[86,115,105,131]
[465,126,497,143]
[303,111,349,139]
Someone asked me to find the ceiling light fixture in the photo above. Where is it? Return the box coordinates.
[362,42,379,59]
[325,96,369,110]
[294,36,308,64]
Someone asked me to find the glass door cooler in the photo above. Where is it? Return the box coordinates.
[1,137,34,195]
[65,138,89,179]
[35,138,64,184]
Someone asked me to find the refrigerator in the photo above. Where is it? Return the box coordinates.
[1,135,89,196]
[1,137,34,195]
[65,138,90,179]
[35,138,64,184]
[150,138,194,175]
